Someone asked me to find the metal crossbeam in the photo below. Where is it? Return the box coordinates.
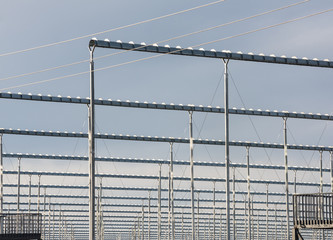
[0,128,331,151]
[3,152,329,172]
[0,92,332,121]
[89,39,333,68]
[3,170,324,187]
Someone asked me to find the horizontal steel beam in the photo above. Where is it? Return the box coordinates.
[0,92,332,121]
[89,39,333,68]
[3,152,329,173]
[3,170,324,187]
[3,183,292,197]
[0,128,332,151]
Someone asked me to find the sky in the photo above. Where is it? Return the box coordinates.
[1,0,333,238]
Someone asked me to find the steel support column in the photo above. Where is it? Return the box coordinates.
[283,117,290,240]
[28,175,31,213]
[0,134,3,214]
[148,191,151,240]
[246,146,251,240]
[266,184,269,240]
[88,43,96,240]
[233,168,236,240]
[331,152,333,192]
[197,192,199,240]
[17,157,21,212]
[223,59,231,240]
[213,182,216,240]
[189,111,195,240]
[158,164,162,240]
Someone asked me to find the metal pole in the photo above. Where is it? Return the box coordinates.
[189,111,195,240]
[170,143,175,240]
[37,175,41,214]
[320,151,323,193]
[148,191,151,240]
[275,205,277,240]
[158,164,162,240]
[88,42,96,240]
[213,182,216,240]
[244,196,247,240]
[142,201,145,240]
[246,147,251,240]
[0,134,3,214]
[17,157,21,212]
[43,187,46,240]
[331,152,333,192]
[182,210,184,240]
[53,207,55,240]
[257,211,259,240]
[48,197,51,240]
[28,175,31,214]
[283,117,290,240]
[223,59,231,240]
[197,192,199,240]
[266,184,269,240]
[168,162,171,240]
[294,171,297,194]
[232,168,236,240]
[251,197,254,240]
[220,210,222,240]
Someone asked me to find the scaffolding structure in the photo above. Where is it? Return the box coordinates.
[0,39,332,239]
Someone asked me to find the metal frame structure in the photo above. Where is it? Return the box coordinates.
[0,39,332,239]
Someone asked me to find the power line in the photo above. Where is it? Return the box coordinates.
[2,7,330,92]
[0,0,225,58]
[0,0,309,82]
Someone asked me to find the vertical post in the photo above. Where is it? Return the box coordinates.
[28,175,32,214]
[232,168,236,240]
[251,197,254,240]
[257,211,259,240]
[266,184,269,240]
[17,157,21,212]
[37,175,41,215]
[158,164,162,240]
[48,197,51,240]
[244,196,247,240]
[320,151,323,193]
[182,210,184,240]
[197,192,199,240]
[330,152,333,192]
[0,134,3,214]
[53,207,55,240]
[148,191,151,240]
[189,111,195,240]
[142,201,145,240]
[294,171,297,194]
[169,142,175,240]
[43,187,46,240]
[220,210,222,240]
[283,117,290,240]
[246,147,251,240]
[213,182,216,240]
[223,59,231,240]
[275,205,277,240]
[89,42,96,240]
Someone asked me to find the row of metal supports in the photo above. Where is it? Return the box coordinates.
[0,51,331,240]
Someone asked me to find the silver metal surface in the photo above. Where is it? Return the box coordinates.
[89,39,333,69]
[189,111,195,240]
[283,118,290,240]
[89,44,96,240]
[224,59,230,240]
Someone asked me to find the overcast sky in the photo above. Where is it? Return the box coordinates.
[1,0,333,237]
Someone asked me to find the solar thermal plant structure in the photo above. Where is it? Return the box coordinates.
[0,39,332,240]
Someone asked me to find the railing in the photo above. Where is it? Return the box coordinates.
[0,213,42,235]
[293,192,333,229]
